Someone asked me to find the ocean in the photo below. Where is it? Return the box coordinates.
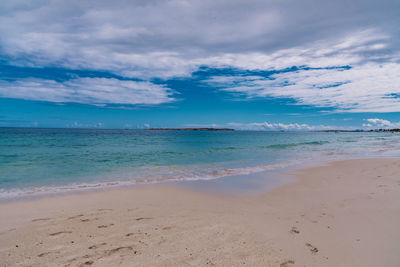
[1,127,399,199]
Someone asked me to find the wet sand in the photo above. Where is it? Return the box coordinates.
[1,158,400,266]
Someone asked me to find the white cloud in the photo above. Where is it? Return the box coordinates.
[0,0,399,111]
[188,119,400,131]
[0,1,398,78]
[0,78,174,105]
[185,122,334,131]
[362,118,400,128]
[227,122,321,131]
[207,62,400,113]
[365,118,391,126]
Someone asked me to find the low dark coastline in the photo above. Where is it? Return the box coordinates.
[320,129,400,133]
[148,128,235,131]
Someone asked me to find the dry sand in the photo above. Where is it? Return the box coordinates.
[1,158,400,266]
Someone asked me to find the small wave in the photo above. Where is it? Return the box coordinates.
[0,160,302,201]
[263,141,329,149]
[0,154,19,159]
[205,146,240,153]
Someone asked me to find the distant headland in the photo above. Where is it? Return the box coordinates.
[320,129,400,133]
[148,128,235,131]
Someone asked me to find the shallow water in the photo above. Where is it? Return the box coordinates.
[1,127,399,199]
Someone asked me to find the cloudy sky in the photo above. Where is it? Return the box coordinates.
[0,0,399,130]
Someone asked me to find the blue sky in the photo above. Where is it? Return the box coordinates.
[0,0,400,130]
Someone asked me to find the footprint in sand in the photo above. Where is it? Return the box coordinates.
[88,242,107,249]
[80,260,94,266]
[102,246,136,256]
[49,231,72,236]
[65,254,93,266]
[280,260,295,267]
[67,214,84,220]
[97,224,114,228]
[32,218,51,222]
[305,243,319,254]
[81,218,98,222]
[37,251,56,257]
[136,217,153,221]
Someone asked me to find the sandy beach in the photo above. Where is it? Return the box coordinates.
[1,158,399,266]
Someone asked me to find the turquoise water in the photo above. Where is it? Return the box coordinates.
[1,127,399,199]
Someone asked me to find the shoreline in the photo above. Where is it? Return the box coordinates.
[1,158,400,266]
[0,157,315,202]
[1,153,396,202]
[2,128,400,203]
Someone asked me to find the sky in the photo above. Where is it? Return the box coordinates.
[0,0,400,130]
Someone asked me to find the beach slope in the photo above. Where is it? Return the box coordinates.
[1,158,399,266]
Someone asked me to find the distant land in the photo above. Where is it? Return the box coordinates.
[148,128,235,131]
[320,129,400,133]
[1,127,399,132]
[147,128,399,132]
